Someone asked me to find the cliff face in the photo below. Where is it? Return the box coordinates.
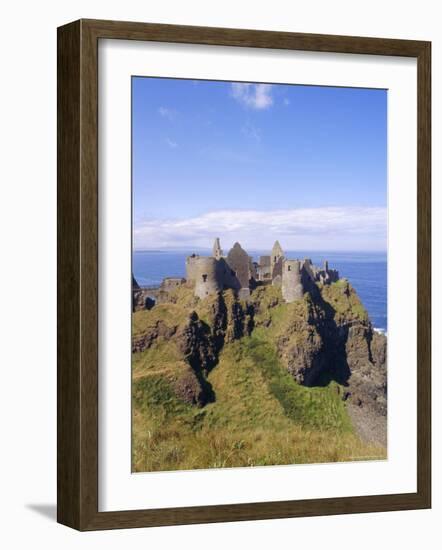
[132,286,254,406]
[248,281,387,443]
[132,280,387,443]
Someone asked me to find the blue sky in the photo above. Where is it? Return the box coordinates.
[132,77,387,251]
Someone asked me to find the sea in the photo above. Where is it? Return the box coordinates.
[133,250,387,334]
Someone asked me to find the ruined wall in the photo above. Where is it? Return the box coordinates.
[226,243,252,290]
[161,277,185,292]
[133,287,162,311]
[314,260,340,284]
[217,258,241,291]
[301,259,315,281]
[282,260,304,303]
[256,265,271,281]
[272,256,284,279]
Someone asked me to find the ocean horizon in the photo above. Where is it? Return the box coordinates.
[133,249,387,333]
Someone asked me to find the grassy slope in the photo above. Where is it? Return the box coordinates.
[132,284,385,472]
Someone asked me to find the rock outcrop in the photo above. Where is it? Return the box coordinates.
[132,280,387,441]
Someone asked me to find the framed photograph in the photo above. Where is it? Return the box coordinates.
[57,19,431,530]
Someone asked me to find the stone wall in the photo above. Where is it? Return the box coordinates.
[226,242,252,290]
[133,286,162,311]
[161,277,185,292]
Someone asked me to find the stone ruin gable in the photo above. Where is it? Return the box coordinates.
[132,274,140,290]
[212,237,223,260]
[271,240,284,265]
[271,241,285,280]
[226,242,254,292]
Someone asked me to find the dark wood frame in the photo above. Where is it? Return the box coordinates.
[57,18,431,531]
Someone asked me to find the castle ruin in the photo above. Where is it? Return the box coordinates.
[133,239,340,310]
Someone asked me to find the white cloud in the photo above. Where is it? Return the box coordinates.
[133,207,387,251]
[165,138,178,149]
[231,83,273,110]
[158,107,176,120]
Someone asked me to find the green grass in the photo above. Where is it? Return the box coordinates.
[321,280,369,323]
[131,283,384,472]
[242,335,353,432]
[132,331,385,472]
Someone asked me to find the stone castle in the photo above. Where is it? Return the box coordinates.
[134,239,339,309]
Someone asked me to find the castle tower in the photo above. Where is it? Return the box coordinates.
[193,257,223,299]
[271,240,284,267]
[282,260,304,303]
[185,254,200,282]
[271,240,285,280]
[212,237,223,260]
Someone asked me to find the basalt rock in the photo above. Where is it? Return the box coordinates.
[177,311,217,374]
[172,368,210,407]
[271,283,387,426]
[132,320,178,352]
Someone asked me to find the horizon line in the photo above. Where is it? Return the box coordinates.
[133,247,388,253]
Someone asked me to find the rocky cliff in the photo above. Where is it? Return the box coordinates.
[132,279,387,445]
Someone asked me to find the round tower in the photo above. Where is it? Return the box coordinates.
[193,257,222,299]
[282,260,304,303]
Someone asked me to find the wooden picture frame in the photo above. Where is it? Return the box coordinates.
[57,18,431,531]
